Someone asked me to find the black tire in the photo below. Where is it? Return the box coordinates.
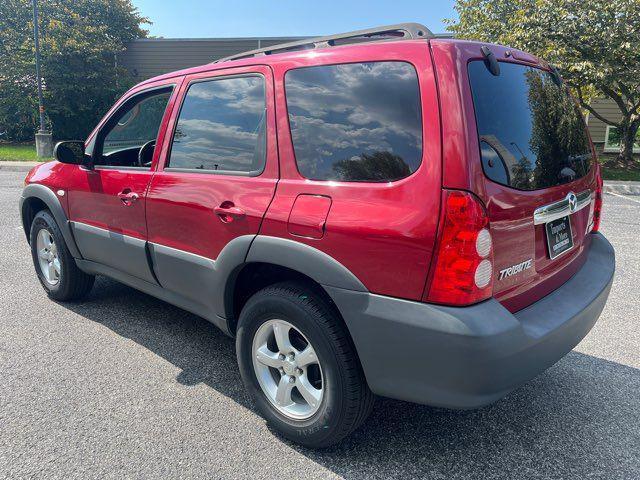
[236,282,374,448]
[29,210,95,301]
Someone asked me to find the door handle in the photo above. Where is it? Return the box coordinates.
[214,202,245,223]
[118,189,139,206]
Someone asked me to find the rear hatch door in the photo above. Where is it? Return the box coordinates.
[466,57,598,312]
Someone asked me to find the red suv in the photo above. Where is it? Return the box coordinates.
[20,24,615,447]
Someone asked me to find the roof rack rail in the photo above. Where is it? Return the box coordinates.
[212,23,434,63]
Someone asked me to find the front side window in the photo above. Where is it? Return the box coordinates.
[99,89,172,167]
[469,61,593,191]
[285,62,422,182]
[168,75,266,173]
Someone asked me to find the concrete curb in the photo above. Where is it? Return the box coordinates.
[1,161,640,196]
[0,161,44,173]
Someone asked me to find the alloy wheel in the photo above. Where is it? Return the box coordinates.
[36,229,60,286]
[252,319,324,420]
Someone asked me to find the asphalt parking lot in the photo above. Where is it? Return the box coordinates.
[1,167,639,480]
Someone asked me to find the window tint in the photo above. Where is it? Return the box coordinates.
[99,90,171,167]
[469,61,592,191]
[168,76,266,173]
[285,62,422,182]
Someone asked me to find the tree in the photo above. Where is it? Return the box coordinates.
[526,69,591,186]
[0,0,149,141]
[332,151,411,181]
[447,0,640,167]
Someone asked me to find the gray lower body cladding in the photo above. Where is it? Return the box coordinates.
[20,183,615,408]
[325,233,615,409]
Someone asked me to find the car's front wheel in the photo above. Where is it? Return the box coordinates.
[236,282,373,448]
[29,210,95,301]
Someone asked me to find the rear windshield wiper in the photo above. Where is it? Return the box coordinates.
[481,46,500,76]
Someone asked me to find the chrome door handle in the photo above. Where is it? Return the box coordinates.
[118,190,139,206]
[214,202,245,223]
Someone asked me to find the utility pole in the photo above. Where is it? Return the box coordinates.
[32,0,53,158]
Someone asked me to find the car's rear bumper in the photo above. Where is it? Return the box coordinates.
[326,233,615,409]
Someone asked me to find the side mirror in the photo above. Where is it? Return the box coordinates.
[54,141,90,167]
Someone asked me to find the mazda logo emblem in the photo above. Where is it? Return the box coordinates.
[567,192,577,213]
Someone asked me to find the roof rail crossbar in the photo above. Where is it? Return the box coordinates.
[212,23,434,63]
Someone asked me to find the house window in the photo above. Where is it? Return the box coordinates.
[604,125,640,153]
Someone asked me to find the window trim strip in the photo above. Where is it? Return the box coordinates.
[284,60,424,183]
[533,190,592,225]
[164,72,267,176]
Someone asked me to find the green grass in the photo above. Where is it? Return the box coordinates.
[0,143,52,162]
[601,167,640,182]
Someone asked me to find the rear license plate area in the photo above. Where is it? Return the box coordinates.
[545,216,574,259]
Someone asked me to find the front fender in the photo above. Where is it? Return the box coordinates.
[20,184,82,258]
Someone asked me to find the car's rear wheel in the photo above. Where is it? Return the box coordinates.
[30,210,95,301]
[236,282,373,448]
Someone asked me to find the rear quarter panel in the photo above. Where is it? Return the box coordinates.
[261,41,442,300]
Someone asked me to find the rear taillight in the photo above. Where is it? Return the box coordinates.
[425,190,494,306]
[592,166,603,233]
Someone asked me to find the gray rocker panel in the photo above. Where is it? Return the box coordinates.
[148,235,366,325]
[70,222,158,285]
[72,232,369,336]
[148,235,254,320]
[75,258,230,334]
[20,184,82,258]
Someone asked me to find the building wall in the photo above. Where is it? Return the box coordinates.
[117,37,303,80]
[586,97,622,144]
[586,97,640,159]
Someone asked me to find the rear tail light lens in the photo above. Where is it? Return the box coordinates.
[475,228,492,258]
[425,190,494,306]
[591,165,603,233]
[474,259,492,288]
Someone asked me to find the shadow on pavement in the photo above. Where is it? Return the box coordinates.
[64,277,640,480]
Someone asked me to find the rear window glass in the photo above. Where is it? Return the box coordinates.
[468,61,592,191]
[285,62,422,182]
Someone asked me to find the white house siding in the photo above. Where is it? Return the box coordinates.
[586,97,622,145]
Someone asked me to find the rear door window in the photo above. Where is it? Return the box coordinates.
[167,75,266,174]
[468,61,592,191]
[285,61,422,182]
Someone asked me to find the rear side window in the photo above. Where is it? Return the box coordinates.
[468,61,592,191]
[168,75,266,173]
[285,62,422,182]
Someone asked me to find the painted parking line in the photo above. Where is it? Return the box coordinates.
[606,192,640,205]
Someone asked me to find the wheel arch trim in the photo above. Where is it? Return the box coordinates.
[222,235,367,323]
[20,184,82,258]
[245,236,366,291]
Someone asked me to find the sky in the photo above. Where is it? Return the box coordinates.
[131,0,457,38]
